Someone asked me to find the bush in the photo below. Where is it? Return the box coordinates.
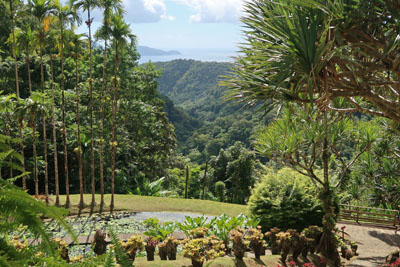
[248,168,323,232]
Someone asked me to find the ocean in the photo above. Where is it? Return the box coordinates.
[138,48,238,64]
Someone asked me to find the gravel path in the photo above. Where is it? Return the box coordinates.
[338,223,400,267]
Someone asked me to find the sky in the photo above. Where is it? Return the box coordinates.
[71,0,246,51]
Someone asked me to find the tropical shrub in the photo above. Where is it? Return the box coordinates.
[248,168,323,231]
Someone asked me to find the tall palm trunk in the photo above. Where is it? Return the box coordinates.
[110,44,119,213]
[50,55,60,206]
[10,0,19,97]
[99,38,107,209]
[75,54,84,209]
[26,54,39,197]
[39,38,49,204]
[10,0,26,188]
[31,112,38,197]
[87,9,96,207]
[18,121,26,189]
[60,28,69,208]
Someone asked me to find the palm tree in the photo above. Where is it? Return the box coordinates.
[71,32,85,209]
[96,0,124,210]
[15,23,38,191]
[9,0,20,98]
[29,0,56,204]
[55,2,81,207]
[109,14,132,212]
[70,0,101,208]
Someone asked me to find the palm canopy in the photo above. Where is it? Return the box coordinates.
[110,14,134,49]
[28,0,56,23]
[69,0,100,14]
[224,0,400,121]
[55,1,81,28]
[100,0,124,24]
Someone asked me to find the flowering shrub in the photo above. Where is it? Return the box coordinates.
[382,258,400,267]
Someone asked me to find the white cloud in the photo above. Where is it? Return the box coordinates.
[174,0,245,23]
[123,0,174,23]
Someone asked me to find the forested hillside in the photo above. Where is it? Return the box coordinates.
[155,59,273,162]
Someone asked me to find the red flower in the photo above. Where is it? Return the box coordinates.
[289,261,296,267]
[341,226,346,231]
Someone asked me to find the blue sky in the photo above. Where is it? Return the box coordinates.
[71,0,245,51]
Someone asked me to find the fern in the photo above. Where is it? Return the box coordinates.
[104,250,115,267]
[108,229,132,267]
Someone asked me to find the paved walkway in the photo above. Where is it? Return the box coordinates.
[338,223,400,267]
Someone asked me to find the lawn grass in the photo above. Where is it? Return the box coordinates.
[56,194,248,217]
[133,255,281,267]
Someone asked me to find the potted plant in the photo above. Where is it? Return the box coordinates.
[121,235,145,262]
[165,236,180,260]
[92,229,107,256]
[350,241,358,255]
[265,227,281,255]
[158,243,168,260]
[145,237,158,261]
[182,236,225,267]
[245,226,266,259]
[230,228,249,261]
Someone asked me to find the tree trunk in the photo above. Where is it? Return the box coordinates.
[75,54,84,210]
[31,113,38,198]
[317,111,340,266]
[60,31,69,208]
[50,55,60,206]
[19,122,26,189]
[99,39,107,209]
[40,38,49,204]
[10,0,19,98]
[110,45,119,213]
[87,9,96,208]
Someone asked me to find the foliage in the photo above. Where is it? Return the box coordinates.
[248,167,323,232]
[224,0,400,122]
[214,181,225,202]
[182,235,225,264]
[177,215,211,237]
[210,141,257,204]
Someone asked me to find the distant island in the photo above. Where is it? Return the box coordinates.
[138,46,181,56]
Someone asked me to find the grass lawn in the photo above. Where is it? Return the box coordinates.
[56,194,248,217]
[133,255,281,267]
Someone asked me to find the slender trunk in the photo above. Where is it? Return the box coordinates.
[40,39,49,204]
[26,58,32,96]
[10,0,19,98]
[60,29,69,208]
[75,54,84,209]
[7,127,13,179]
[99,39,107,208]
[19,121,26,189]
[201,161,208,200]
[50,56,60,206]
[318,110,340,266]
[31,113,38,198]
[27,56,37,194]
[87,9,96,207]
[110,45,119,213]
